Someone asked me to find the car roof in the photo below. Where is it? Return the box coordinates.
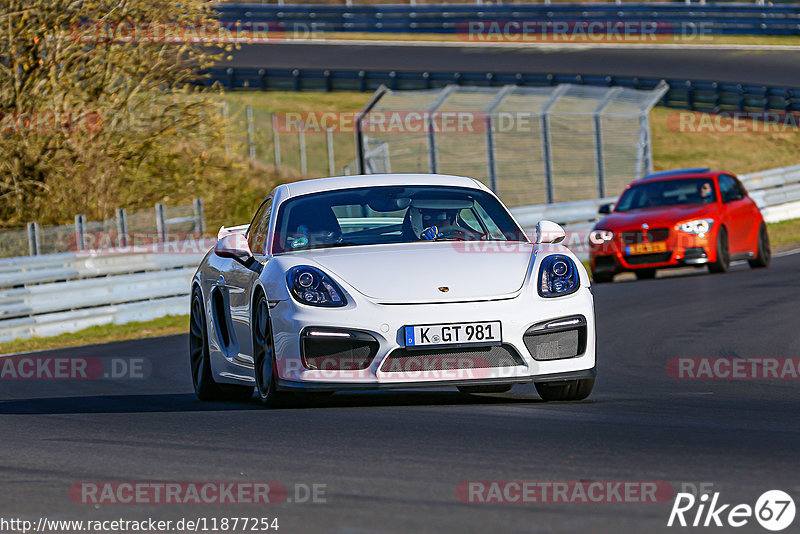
[632,167,720,185]
[279,174,490,199]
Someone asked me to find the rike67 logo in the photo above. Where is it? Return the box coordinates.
[668,490,795,531]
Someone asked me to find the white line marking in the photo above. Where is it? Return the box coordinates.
[273,38,800,52]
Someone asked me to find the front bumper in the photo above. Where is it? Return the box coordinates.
[268,287,596,390]
[590,230,716,273]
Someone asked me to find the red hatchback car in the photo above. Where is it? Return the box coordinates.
[588,168,771,283]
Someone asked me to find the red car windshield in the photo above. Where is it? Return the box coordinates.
[615,178,716,212]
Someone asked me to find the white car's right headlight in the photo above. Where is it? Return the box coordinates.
[287,266,347,307]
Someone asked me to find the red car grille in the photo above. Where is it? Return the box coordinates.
[624,252,673,265]
[621,228,669,244]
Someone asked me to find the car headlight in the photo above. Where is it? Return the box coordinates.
[287,266,347,307]
[678,218,714,235]
[589,229,614,245]
[538,254,580,298]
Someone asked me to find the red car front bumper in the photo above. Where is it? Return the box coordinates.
[590,228,719,274]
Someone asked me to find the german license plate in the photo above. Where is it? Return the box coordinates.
[404,321,501,348]
[626,241,667,255]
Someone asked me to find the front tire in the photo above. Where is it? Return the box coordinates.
[253,292,286,407]
[708,227,730,273]
[635,269,656,280]
[535,378,594,401]
[748,223,771,269]
[592,271,614,284]
[189,288,253,402]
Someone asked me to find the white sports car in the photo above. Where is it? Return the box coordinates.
[189,174,596,405]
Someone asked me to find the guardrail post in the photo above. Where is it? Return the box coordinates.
[326,128,336,176]
[292,69,301,91]
[155,203,166,244]
[193,199,205,235]
[27,222,40,256]
[298,122,308,175]
[246,105,256,163]
[74,215,86,252]
[116,208,128,248]
[226,67,234,89]
[271,113,281,169]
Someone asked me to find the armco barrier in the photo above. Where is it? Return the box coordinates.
[216,4,800,36]
[0,251,205,343]
[201,68,800,114]
[1,163,799,343]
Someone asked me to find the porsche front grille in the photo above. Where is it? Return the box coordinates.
[379,344,524,373]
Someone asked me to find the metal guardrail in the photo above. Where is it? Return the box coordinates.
[1,163,798,344]
[202,68,800,114]
[0,251,205,343]
[217,4,800,35]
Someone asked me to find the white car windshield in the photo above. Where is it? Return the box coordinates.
[272,185,525,253]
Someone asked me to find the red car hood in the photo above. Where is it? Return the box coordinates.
[598,203,716,230]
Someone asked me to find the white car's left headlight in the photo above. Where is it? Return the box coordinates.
[678,218,714,235]
[538,254,580,298]
[287,266,347,307]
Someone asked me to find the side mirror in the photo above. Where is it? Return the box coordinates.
[598,203,612,215]
[535,220,566,245]
[214,233,253,263]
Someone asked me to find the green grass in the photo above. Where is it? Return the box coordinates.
[767,218,800,252]
[0,315,189,355]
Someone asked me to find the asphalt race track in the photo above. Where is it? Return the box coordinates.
[222,42,800,86]
[2,252,800,533]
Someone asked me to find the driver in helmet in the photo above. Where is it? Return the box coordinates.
[413,207,460,241]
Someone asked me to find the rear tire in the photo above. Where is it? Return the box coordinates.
[748,223,771,269]
[592,271,614,284]
[535,378,594,401]
[708,227,730,274]
[189,288,253,402]
[635,269,656,280]
[458,384,514,394]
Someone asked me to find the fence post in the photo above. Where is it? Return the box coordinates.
[272,113,281,169]
[74,215,86,252]
[298,122,308,176]
[484,85,514,194]
[326,128,336,176]
[592,87,622,199]
[246,105,256,163]
[540,85,567,204]
[426,85,456,174]
[193,198,206,235]
[27,222,40,256]
[116,208,128,248]
[155,203,166,243]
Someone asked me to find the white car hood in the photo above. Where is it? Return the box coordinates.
[305,242,533,303]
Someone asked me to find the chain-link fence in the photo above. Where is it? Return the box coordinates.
[223,101,357,177]
[349,82,667,208]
